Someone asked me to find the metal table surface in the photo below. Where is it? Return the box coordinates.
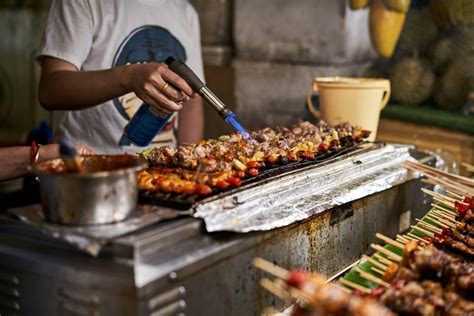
[0,148,435,316]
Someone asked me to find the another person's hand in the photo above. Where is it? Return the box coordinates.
[125,62,196,114]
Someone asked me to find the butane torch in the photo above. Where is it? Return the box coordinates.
[165,56,248,136]
[119,57,249,147]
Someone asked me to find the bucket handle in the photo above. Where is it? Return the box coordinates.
[306,81,320,119]
[380,80,391,110]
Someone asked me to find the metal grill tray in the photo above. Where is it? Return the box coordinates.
[139,142,364,209]
[192,142,424,233]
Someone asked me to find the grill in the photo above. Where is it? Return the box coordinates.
[139,142,363,209]
[0,142,436,315]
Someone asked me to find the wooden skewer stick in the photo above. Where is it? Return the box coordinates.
[403,234,419,242]
[338,278,371,294]
[431,203,457,216]
[425,214,456,229]
[396,236,408,245]
[370,244,403,262]
[374,253,395,266]
[411,225,435,238]
[259,278,291,302]
[397,234,410,243]
[253,257,289,280]
[288,286,318,305]
[415,219,443,234]
[362,255,388,271]
[429,208,459,223]
[415,220,441,233]
[406,232,422,240]
[421,188,458,203]
[430,211,460,227]
[433,196,456,209]
[422,178,470,198]
[461,162,474,172]
[403,160,474,187]
[417,170,474,196]
[430,177,474,196]
[446,190,464,200]
[326,259,361,283]
[355,267,390,287]
[371,266,386,276]
[376,233,405,249]
[335,284,352,294]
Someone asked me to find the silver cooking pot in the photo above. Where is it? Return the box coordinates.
[32,155,147,225]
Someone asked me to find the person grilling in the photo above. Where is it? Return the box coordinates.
[37,0,205,154]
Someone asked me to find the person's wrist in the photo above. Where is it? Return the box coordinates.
[120,64,136,93]
[39,144,60,161]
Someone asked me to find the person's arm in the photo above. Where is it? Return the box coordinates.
[0,144,94,181]
[178,96,204,144]
[38,57,196,114]
[0,145,58,181]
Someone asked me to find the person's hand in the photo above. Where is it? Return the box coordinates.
[75,145,95,156]
[125,62,196,114]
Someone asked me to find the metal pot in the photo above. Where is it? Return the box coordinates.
[32,155,147,225]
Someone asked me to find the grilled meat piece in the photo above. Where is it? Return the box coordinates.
[290,276,394,316]
[457,223,474,237]
[380,281,437,316]
[442,237,474,258]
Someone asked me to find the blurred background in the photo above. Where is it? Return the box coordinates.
[0,0,472,172]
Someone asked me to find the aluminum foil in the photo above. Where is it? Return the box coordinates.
[193,143,423,233]
[5,204,188,256]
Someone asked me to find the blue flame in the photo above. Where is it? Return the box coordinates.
[224,113,252,140]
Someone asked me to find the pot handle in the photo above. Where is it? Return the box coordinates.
[380,80,391,110]
[306,80,321,119]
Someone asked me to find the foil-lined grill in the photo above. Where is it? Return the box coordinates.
[193,143,421,232]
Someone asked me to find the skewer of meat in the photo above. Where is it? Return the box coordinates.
[253,257,394,316]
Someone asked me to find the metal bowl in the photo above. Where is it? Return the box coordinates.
[32,155,147,225]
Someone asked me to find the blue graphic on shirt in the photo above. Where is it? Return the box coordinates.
[112,25,186,121]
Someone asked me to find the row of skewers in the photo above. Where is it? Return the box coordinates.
[255,160,474,315]
[138,121,370,197]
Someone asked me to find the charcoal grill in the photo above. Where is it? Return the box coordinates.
[0,143,435,315]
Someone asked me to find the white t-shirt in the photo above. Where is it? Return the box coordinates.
[38,0,204,154]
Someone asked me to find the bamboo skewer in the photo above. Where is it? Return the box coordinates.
[422,188,457,203]
[421,178,471,197]
[336,284,352,294]
[326,259,361,283]
[355,267,390,287]
[253,257,290,280]
[338,278,371,294]
[446,190,464,200]
[431,203,457,216]
[433,196,456,210]
[461,162,474,172]
[407,233,425,242]
[370,244,403,262]
[376,233,405,249]
[362,255,388,271]
[374,253,395,266]
[371,266,386,276]
[425,214,456,229]
[411,225,435,238]
[396,237,408,245]
[419,173,474,196]
[415,218,443,234]
[260,278,291,302]
[404,233,420,241]
[396,234,410,244]
[430,209,460,224]
[402,160,474,187]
